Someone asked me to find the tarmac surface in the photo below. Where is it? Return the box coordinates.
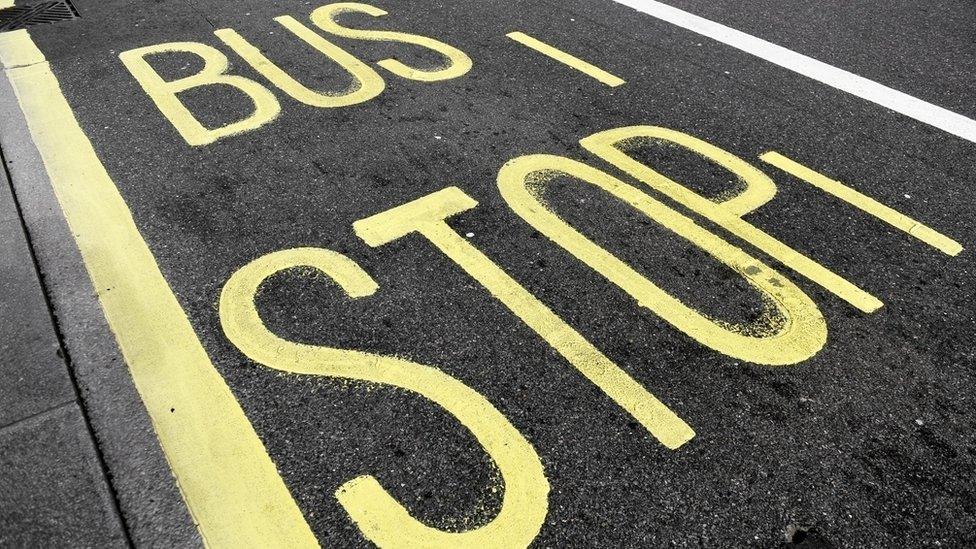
[0,0,974,546]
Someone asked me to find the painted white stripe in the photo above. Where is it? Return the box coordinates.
[611,0,976,144]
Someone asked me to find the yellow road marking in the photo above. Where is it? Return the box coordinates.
[0,30,44,68]
[354,187,694,450]
[506,31,625,87]
[214,17,386,109]
[581,126,884,313]
[498,154,827,366]
[1,29,316,547]
[220,247,549,548]
[312,2,473,82]
[119,42,281,147]
[760,151,963,257]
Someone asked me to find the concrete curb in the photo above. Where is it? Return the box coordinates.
[0,64,200,546]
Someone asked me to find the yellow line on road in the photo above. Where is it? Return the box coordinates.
[761,151,963,256]
[220,247,550,548]
[354,187,694,450]
[0,29,317,547]
[581,126,884,314]
[506,31,625,87]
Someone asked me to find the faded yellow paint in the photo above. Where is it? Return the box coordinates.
[2,31,316,547]
[354,187,694,449]
[311,2,472,82]
[0,30,44,68]
[653,128,776,217]
[215,17,385,108]
[499,154,826,365]
[220,247,549,548]
[760,151,963,257]
[119,42,281,146]
[505,31,625,88]
[581,126,883,313]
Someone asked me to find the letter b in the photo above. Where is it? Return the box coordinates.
[120,42,280,146]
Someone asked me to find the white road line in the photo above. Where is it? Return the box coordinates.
[611,0,976,144]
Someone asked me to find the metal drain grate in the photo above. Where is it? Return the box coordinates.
[0,0,79,32]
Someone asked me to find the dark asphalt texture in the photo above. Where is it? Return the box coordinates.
[15,0,976,546]
[662,0,976,120]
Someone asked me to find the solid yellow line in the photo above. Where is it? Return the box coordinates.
[0,29,45,68]
[0,30,317,547]
[506,31,625,87]
[760,151,963,257]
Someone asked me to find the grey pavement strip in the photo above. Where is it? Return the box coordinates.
[0,145,128,544]
[0,403,126,547]
[0,166,73,428]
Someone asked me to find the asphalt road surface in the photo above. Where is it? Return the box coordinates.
[1,0,974,546]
